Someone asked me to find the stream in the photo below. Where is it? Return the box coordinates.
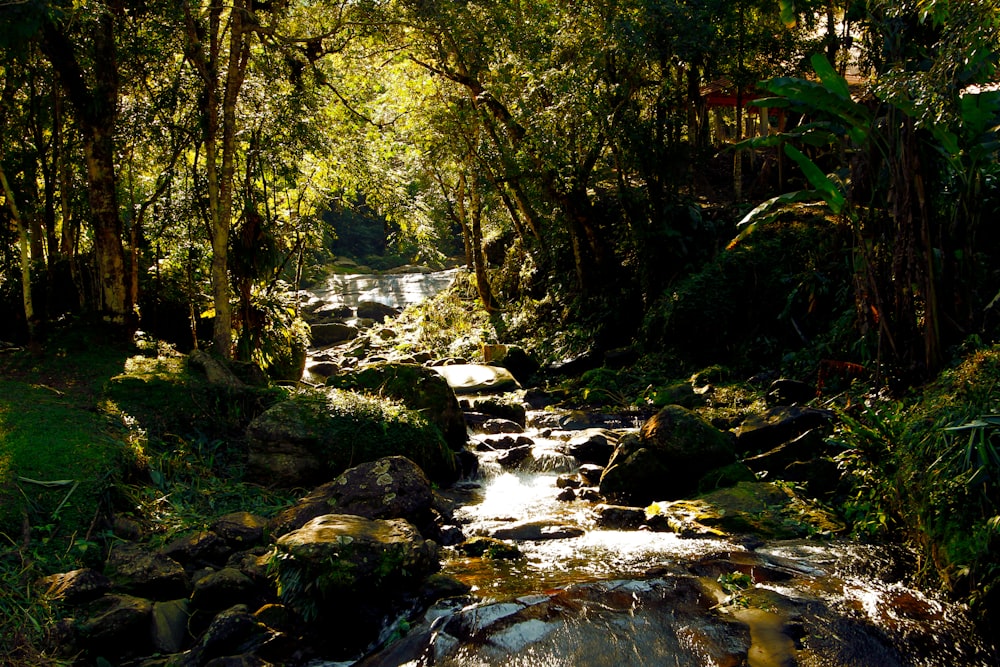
[304,268,995,666]
[361,410,993,666]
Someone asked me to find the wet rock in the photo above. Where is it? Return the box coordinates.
[477,418,525,434]
[477,434,534,450]
[191,567,259,611]
[438,525,466,546]
[735,406,835,456]
[556,475,582,489]
[419,573,472,602]
[327,362,468,451]
[456,537,523,560]
[162,530,231,568]
[76,594,155,661]
[455,449,480,479]
[270,456,435,538]
[272,514,440,609]
[578,463,604,486]
[594,504,647,529]
[495,345,540,385]
[357,300,399,321]
[246,387,456,487]
[488,520,585,541]
[566,429,617,465]
[599,406,736,505]
[432,364,521,395]
[151,599,190,654]
[556,488,577,501]
[648,481,845,539]
[107,543,190,599]
[579,488,604,502]
[39,568,111,605]
[212,512,269,548]
[306,360,340,377]
[766,378,816,406]
[497,445,533,468]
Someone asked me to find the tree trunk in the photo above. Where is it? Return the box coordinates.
[0,164,36,344]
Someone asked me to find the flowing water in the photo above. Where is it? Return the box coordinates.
[309,270,995,666]
[359,412,995,666]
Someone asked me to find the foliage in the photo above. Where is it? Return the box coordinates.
[645,208,855,374]
[830,344,1000,621]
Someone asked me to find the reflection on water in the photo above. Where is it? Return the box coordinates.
[307,268,462,309]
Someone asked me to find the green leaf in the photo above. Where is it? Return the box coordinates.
[783,144,845,215]
[810,54,850,100]
[728,190,823,249]
[778,0,796,28]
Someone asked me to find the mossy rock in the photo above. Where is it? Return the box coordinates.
[327,363,467,450]
[246,388,457,486]
[600,406,736,505]
[456,537,523,560]
[103,354,284,440]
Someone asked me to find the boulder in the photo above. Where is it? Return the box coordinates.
[151,599,190,654]
[476,418,525,435]
[161,530,231,568]
[246,387,456,487]
[270,456,435,538]
[327,363,467,451]
[735,406,835,455]
[357,300,399,321]
[310,322,358,346]
[599,406,736,505]
[191,568,260,612]
[39,568,111,605]
[76,594,155,661]
[766,378,816,406]
[489,520,586,541]
[431,364,521,395]
[107,543,190,600]
[191,604,273,665]
[566,429,618,465]
[594,504,647,529]
[212,512,269,548]
[271,514,439,616]
[742,428,828,474]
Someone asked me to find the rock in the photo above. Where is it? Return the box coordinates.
[76,594,155,661]
[497,445,533,468]
[212,512,269,548]
[306,360,340,377]
[438,525,466,546]
[310,321,359,346]
[557,488,577,501]
[496,345,540,384]
[556,475,582,489]
[599,406,736,505]
[270,456,435,537]
[488,520,585,541]
[577,464,604,486]
[648,381,701,409]
[476,418,525,434]
[419,573,472,602]
[594,504,646,529]
[189,349,244,388]
[476,434,533,450]
[327,363,468,451]
[464,395,527,426]
[456,537,523,560]
[272,514,440,609]
[151,599,190,654]
[735,406,835,456]
[782,457,841,497]
[39,568,111,605]
[191,568,259,611]
[647,481,845,539]
[226,547,274,585]
[431,364,521,395]
[743,428,828,474]
[246,387,456,487]
[357,300,399,321]
[193,604,272,665]
[566,429,617,465]
[107,543,190,600]
[766,378,816,406]
[161,530,231,568]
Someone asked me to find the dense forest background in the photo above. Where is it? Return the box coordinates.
[2,1,1000,662]
[1,0,994,383]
